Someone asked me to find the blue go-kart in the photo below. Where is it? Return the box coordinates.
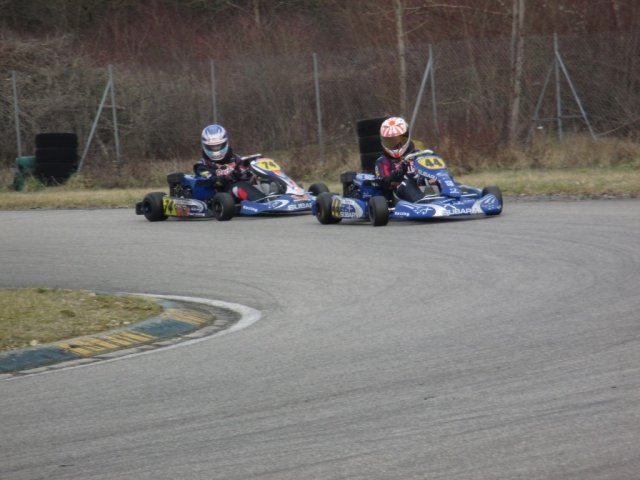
[312,150,503,226]
[136,155,329,221]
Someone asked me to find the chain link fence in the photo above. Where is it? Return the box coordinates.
[2,30,639,171]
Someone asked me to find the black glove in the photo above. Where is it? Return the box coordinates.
[392,162,407,181]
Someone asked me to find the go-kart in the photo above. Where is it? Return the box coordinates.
[136,155,329,221]
[313,150,503,226]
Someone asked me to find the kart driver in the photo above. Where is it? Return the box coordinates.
[375,116,434,203]
[194,124,263,201]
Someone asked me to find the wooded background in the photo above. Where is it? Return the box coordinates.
[1,0,639,173]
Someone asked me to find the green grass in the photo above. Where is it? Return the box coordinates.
[0,288,163,351]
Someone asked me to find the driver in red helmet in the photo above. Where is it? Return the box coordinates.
[375,116,432,203]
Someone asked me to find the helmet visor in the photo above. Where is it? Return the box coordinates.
[381,133,409,152]
[205,141,227,152]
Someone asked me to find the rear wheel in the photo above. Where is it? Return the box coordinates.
[315,192,341,224]
[482,185,503,215]
[141,192,168,221]
[212,192,235,221]
[368,196,389,226]
[308,182,329,196]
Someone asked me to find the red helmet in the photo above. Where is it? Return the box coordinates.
[380,117,410,159]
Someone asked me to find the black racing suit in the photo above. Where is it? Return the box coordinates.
[374,142,425,203]
[193,148,263,201]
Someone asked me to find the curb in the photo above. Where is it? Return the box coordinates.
[0,294,259,376]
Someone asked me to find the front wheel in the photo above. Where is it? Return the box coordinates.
[482,185,503,215]
[315,192,341,225]
[141,192,168,222]
[368,195,389,226]
[212,192,235,221]
[308,182,329,196]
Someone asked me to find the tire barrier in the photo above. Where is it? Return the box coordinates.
[35,133,79,149]
[33,133,79,186]
[356,116,388,173]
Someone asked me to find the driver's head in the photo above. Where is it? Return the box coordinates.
[201,124,229,163]
[380,117,410,159]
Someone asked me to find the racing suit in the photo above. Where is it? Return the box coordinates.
[193,148,263,201]
[374,142,426,203]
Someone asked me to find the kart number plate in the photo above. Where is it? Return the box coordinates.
[254,159,281,171]
[416,156,447,170]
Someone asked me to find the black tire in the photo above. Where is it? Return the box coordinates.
[356,116,389,137]
[482,185,503,215]
[35,147,78,164]
[212,192,235,221]
[35,133,78,149]
[308,182,329,196]
[315,192,341,224]
[34,162,78,185]
[141,192,168,222]
[360,153,380,173]
[358,135,382,155]
[368,195,389,226]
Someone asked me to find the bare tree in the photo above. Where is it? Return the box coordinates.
[394,0,408,116]
[508,0,525,145]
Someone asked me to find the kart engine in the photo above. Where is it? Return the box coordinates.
[167,172,192,198]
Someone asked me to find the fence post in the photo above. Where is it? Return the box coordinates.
[410,44,438,140]
[78,75,112,172]
[428,44,439,137]
[210,59,218,124]
[108,65,122,165]
[528,33,596,143]
[553,34,563,141]
[554,35,596,139]
[11,71,23,158]
[313,52,325,165]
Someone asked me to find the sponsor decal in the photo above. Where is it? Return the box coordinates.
[445,206,472,215]
[288,202,312,211]
[164,198,206,216]
[268,199,291,210]
[243,206,259,212]
[333,197,365,218]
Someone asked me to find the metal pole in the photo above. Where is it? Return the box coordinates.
[409,49,433,136]
[313,53,324,165]
[11,71,23,158]
[428,44,439,137]
[210,59,218,124]
[555,48,597,139]
[526,60,554,144]
[553,33,563,142]
[78,78,111,172]
[108,65,122,164]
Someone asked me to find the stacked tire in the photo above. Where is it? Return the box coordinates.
[34,133,79,185]
[356,116,388,173]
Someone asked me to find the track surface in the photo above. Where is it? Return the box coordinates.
[1,200,639,479]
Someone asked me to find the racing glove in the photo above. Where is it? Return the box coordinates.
[215,165,235,178]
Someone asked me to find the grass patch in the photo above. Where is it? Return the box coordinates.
[455,166,640,197]
[0,288,163,351]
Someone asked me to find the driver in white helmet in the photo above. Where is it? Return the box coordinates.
[195,124,262,201]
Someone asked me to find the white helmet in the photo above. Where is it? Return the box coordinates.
[201,124,229,162]
[380,117,410,159]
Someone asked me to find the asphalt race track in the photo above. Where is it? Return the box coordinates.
[1,200,639,480]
